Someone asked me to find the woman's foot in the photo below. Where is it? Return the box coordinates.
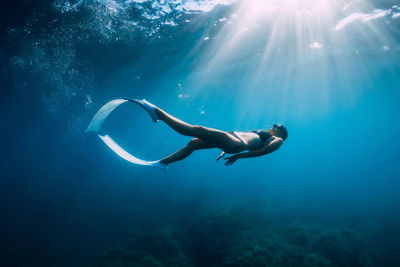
[151,160,168,170]
[133,99,159,122]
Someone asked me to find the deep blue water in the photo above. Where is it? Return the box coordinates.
[1,0,400,266]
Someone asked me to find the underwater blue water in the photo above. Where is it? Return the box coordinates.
[1,0,400,266]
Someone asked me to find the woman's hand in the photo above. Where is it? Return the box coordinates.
[224,154,240,166]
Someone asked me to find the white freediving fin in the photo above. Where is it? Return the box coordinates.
[98,135,167,170]
[86,98,129,133]
[86,98,167,170]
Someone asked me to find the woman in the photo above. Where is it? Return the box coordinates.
[136,100,288,168]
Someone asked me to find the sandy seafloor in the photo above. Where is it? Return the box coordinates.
[1,0,400,266]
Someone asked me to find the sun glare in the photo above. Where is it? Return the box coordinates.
[180,0,395,125]
[245,0,338,17]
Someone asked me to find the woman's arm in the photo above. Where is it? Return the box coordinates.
[224,138,283,166]
[238,138,283,158]
[216,151,226,161]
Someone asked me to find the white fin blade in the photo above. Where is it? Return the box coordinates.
[98,135,167,170]
[86,99,129,133]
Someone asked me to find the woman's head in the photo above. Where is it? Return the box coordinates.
[271,124,288,140]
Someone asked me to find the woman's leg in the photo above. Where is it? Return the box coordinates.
[155,107,244,153]
[159,138,215,165]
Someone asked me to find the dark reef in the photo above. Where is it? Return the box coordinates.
[96,203,399,267]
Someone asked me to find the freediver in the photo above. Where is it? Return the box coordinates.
[135,100,288,168]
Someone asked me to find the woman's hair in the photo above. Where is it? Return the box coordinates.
[273,124,288,140]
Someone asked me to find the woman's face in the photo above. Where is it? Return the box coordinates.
[270,125,282,138]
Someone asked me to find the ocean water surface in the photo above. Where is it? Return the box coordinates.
[1,0,400,266]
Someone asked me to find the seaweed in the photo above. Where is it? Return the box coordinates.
[98,203,383,267]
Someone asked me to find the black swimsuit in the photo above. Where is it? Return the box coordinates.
[228,130,272,151]
[251,130,272,146]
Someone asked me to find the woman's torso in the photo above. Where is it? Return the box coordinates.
[232,130,273,151]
